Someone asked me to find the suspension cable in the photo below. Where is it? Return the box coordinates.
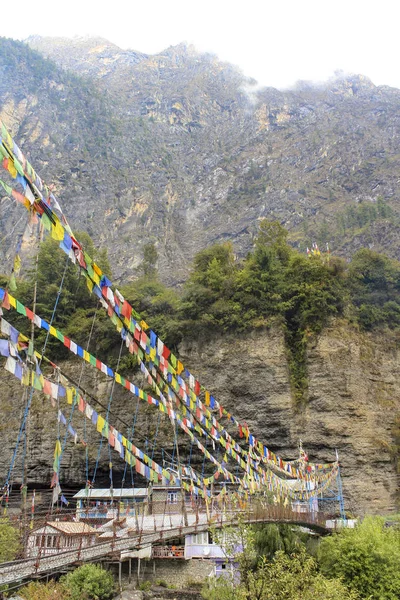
[92,338,125,487]
[4,253,70,488]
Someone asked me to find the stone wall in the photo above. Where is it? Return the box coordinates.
[114,557,213,589]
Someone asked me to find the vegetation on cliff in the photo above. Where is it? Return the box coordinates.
[2,220,400,402]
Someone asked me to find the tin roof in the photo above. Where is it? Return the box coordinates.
[46,522,97,535]
[73,488,148,499]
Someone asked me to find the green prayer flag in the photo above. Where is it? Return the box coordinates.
[33,374,43,391]
[41,213,51,231]
[9,274,17,292]
[16,299,26,315]
[13,157,24,176]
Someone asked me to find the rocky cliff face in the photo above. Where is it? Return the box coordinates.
[1,37,400,286]
[1,321,398,515]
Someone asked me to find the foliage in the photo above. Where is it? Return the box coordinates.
[2,220,400,403]
[347,248,400,330]
[120,275,181,349]
[138,580,152,591]
[253,523,308,561]
[141,242,158,277]
[19,580,66,600]
[202,545,359,600]
[318,516,400,600]
[0,519,20,563]
[61,563,115,600]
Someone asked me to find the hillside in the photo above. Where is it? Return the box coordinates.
[0,36,400,515]
[0,36,400,285]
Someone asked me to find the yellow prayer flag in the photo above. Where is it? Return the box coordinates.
[51,219,64,241]
[13,254,21,274]
[93,263,103,277]
[97,415,105,434]
[67,388,73,405]
[22,370,30,386]
[6,158,17,178]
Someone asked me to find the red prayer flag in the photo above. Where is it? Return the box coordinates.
[2,291,10,310]
[121,301,132,321]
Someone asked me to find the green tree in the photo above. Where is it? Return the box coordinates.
[0,519,20,562]
[141,242,158,277]
[120,276,181,348]
[348,249,400,330]
[253,523,307,561]
[61,563,114,600]
[318,516,400,600]
[202,544,359,600]
[180,242,242,330]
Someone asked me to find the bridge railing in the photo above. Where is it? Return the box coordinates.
[0,497,329,584]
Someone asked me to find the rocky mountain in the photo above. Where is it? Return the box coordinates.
[0,36,400,515]
[1,36,400,286]
[1,320,398,515]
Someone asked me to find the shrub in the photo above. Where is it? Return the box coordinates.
[0,519,20,562]
[61,563,114,600]
[20,580,66,600]
[318,516,400,600]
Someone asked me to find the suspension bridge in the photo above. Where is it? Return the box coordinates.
[0,119,346,587]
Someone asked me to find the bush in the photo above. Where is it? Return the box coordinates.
[20,580,66,600]
[318,516,400,600]
[0,519,20,562]
[61,564,114,600]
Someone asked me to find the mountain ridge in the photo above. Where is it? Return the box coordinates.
[1,36,400,286]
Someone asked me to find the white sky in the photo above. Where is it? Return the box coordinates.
[1,0,400,89]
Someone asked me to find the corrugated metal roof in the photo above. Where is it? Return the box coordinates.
[47,522,97,535]
[73,488,148,499]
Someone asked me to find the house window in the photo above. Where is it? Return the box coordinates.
[191,532,209,545]
[167,491,178,504]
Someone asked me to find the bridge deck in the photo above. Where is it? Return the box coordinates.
[0,504,328,585]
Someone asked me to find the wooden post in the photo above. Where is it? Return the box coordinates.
[118,561,122,590]
[128,558,131,584]
[153,559,156,575]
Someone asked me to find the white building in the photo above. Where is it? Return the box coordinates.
[27,522,97,557]
[74,488,149,520]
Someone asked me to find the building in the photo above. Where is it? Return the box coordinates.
[26,521,97,558]
[74,488,148,521]
[149,485,186,514]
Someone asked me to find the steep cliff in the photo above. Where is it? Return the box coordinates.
[1,37,400,286]
[1,321,398,515]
